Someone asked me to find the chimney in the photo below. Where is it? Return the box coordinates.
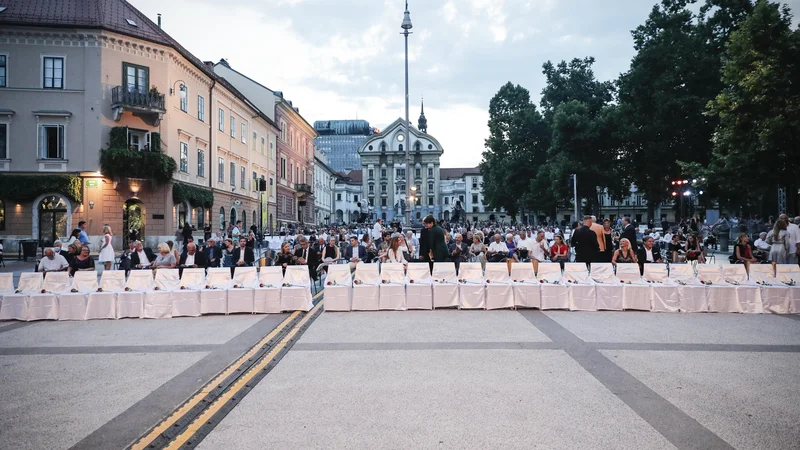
[157,13,161,28]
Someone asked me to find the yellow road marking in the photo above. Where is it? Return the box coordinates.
[165,299,325,449]
[132,290,323,450]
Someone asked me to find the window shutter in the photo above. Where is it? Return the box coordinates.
[145,131,151,151]
[38,125,46,158]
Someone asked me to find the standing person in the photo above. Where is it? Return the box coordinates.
[621,217,638,253]
[572,218,600,265]
[767,219,789,264]
[372,219,383,242]
[602,219,614,262]
[589,216,606,262]
[98,225,115,270]
[181,222,193,246]
[232,220,242,241]
[77,221,90,245]
[418,225,431,264]
[779,214,800,264]
[203,224,212,242]
[423,215,448,263]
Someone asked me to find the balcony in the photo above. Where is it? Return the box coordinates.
[111,86,166,125]
[296,183,313,200]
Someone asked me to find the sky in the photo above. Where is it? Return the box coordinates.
[129,0,800,169]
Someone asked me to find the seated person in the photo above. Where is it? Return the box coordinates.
[550,235,570,268]
[753,232,770,260]
[319,237,341,274]
[179,242,207,271]
[68,245,95,276]
[667,234,684,263]
[685,234,705,263]
[448,233,470,264]
[293,236,319,280]
[130,241,155,269]
[344,236,367,271]
[232,237,255,268]
[486,234,509,263]
[734,233,758,265]
[274,242,297,275]
[612,238,638,265]
[636,236,663,275]
[203,238,222,268]
[505,234,520,262]
[40,247,70,274]
[120,241,136,271]
[153,242,177,269]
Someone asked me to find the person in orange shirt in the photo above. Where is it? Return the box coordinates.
[587,216,606,262]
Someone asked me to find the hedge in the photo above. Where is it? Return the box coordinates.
[172,182,214,209]
[0,174,82,203]
[99,146,176,185]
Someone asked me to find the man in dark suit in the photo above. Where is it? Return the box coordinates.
[313,237,326,256]
[448,232,470,272]
[622,217,638,253]
[179,243,208,268]
[418,226,431,263]
[637,236,663,275]
[344,236,367,271]
[423,215,449,263]
[571,220,599,266]
[293,236,319,281]
[130,241,155,269]
[232,237,255,268]
[203,238,223,268]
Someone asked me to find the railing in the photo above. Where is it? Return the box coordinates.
[111,86,166,111]
[295,183,313,194]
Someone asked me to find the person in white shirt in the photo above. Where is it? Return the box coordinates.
[528,231,549,262]
[782,214,800,264]
[39,248,69,273]
[231,220,242,240]
[754,232,770,252]
[516,231,533,260]
[372,219,383,242]
[487,234,509,262]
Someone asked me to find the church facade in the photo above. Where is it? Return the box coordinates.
[357,105,444,225]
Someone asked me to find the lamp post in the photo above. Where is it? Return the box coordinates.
[401,3,413,226]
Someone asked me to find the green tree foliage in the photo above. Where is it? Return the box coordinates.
[700,0,800,212]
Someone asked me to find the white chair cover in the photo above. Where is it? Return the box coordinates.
[322,265,352,312]
[432,262,459,309]
[144,269,177,319]
[616,264,651,311]
[172,269,204,317]
[458,262,485,309]
[590,263,623,311]
[511,263,539,309]
[229,267,257,314]
[351,263,380,311]
[776,264,800,313]
[485,263,514,310]
[201,268,231,315]
[564,264,596,312]
[117,270,152,319]
[669,264,708,312]
[698,265,740,313]
[722,265,763,314]
[254,267,284,314]
[379,263,406,311]
[0,273,13,294]
[87,270,124,320]
[645,265,679,313]
[280,265,313,312]
[57,271,97,321]
[0,273,43,321]
[537,263,568,310]
[28,272,70,321]
[750,264,790,314]
[405,263,433,310]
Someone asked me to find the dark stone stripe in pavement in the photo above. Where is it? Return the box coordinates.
[69,314,289,450]
[0,344,218,356]
[592,342,800,353]
[292,342,562,351]
[0,322,33,334]
[519,310,735,450]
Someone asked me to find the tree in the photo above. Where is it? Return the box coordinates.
[480,82,551,218]
[701,0,800,213]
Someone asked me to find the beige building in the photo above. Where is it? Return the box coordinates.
[0,1,279,252]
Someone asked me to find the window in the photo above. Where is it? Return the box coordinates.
[368,185,374,194]
[380,142,386,152]
[0,54,6,87]
[252,171,257,191]
[179,142,188,173]
[241,123,246,144]
[38,124,65,159]
[428,198,434,206]
[368,169,374,179]
[0,123,7,159]
[414,142,420,152]
[197,149,205,177]
[43,56,64,89]
[380,169,387,178]
[252,132,257,151]
[179,85,188,112]
[280,121,286,141]
[122,62,148,93]
[472,178,478,189]
[198,96,205,121]
[270,177,274,196]
[473,207,479,213]
[415,169,421,178]
[219,207,225,230]
[337,193,342,201]
[445,198,450,205]
[416,184,421,193]
[381,198,387,207]
[397,168,405,179]
[241,166,246,189]
[398,144,403,152]
[280,157,286,179]
[218,157,224,182]
[230,162,236,186]
[381,184,387,193]
[354,195,359,202]
[428,168,433,178]
[0,200,4,230]
[459,195,465,203]
[472,194,478,203]
[260,136,265,154]
[230,116,236,138]
[428,182,434,191]
[196,207,205,229]
[218,109,224,131]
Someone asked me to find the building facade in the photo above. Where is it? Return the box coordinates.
[439,169,503,224]
[275,97,316,228]
[313,119,374,173]
[333,170,364,224]
[0,1,279,251]
[313,149,335,225]
[357,118,444,225]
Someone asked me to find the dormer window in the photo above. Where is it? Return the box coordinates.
[125,19,138,27]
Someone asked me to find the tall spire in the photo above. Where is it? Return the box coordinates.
[417,97,428,133]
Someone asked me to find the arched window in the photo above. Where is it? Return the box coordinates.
[380,142,386,152]
[414,142,421,152]
[177,203,187,228]
[230,208,237,228]
[196,207,205,229]
[38,195,68,247]
[0,200,5,231]
[242,211,247,231]
[398,144,403,152]
[253,210,257,230]
[219,207,225,230]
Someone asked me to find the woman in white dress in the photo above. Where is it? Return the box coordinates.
[98,225,115,270]
[767,219,789,264]
[386,236,408,265]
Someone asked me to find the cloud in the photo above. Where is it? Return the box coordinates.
[129,0,703,167]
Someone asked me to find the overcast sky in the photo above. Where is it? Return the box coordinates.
[130,0,800,169]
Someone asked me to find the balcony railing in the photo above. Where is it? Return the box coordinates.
[295,183,313,194]
[112,86,166,111]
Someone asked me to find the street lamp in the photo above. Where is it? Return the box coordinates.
[401,2,413,226]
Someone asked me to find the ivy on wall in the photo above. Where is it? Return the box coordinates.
[0,175,83,203]
[100,127,174,185]
[172,182,214,209]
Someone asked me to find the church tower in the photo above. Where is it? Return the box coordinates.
[417,98,428,134]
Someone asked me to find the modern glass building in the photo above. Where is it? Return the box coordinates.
[314,120,374,173]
